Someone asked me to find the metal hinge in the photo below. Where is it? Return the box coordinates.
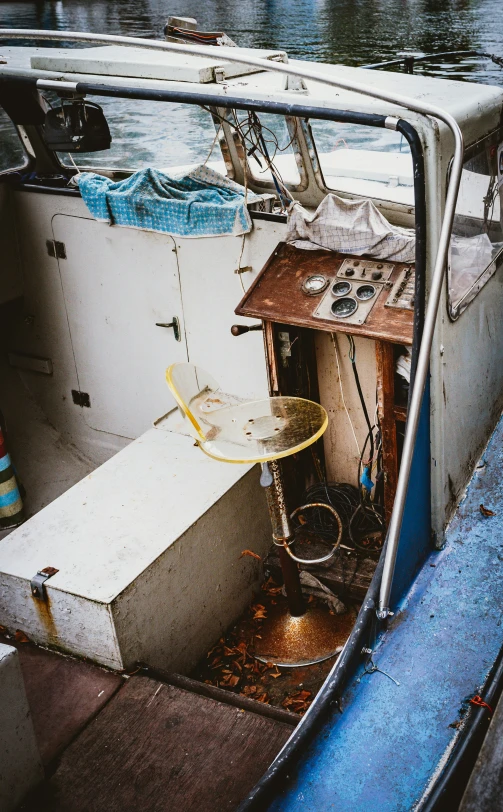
[31,567,59,600]
[71,390,91,407]
[46,240,67,259]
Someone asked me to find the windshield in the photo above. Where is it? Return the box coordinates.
[308,119,413,206]
[56,97,226,175]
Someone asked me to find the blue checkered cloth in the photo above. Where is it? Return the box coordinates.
[77,165,260,237]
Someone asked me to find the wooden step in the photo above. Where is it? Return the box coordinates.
[21,675,292,812]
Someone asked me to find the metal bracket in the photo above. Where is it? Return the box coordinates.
[31,567,59,600]
[156,317,181,342]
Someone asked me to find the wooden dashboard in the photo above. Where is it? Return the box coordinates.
[236,242,414,346]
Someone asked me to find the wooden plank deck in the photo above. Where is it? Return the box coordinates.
[0,633,123,766]
[22,675,292,812]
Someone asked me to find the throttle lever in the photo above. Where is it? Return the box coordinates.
[231,324,263,336]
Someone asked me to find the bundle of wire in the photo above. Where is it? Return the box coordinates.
[296,481,383,557]
[200,105,296,211]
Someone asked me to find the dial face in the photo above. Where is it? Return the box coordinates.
[332,280,352,297]
[356,284,376,301]
[302,274,328,295]
[331,297,358,319]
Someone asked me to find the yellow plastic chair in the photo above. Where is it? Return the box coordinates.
[166,362,342,666]
[165,362,328,464]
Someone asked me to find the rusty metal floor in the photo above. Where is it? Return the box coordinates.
[9,637,294,812]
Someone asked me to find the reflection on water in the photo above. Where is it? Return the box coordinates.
[1,0,502,167]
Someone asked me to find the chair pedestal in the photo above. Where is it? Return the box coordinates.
[255,460,345,667]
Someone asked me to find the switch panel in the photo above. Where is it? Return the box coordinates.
[385,267,415,310]
[337,258,395,283]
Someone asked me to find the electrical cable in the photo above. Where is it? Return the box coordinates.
[347,335,374,464]
[331,333,361,457]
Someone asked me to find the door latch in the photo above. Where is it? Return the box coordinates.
[31,567,59,600]
[156,317,181,342]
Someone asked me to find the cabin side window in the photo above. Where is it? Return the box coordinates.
[55,97,227,176]
[0,108,29,173]
[306,119,413,207]
[448,132,503,318]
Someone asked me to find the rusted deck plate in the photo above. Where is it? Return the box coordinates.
[24,676,291,812]
[236,242,414,345]
[0,633,123,766]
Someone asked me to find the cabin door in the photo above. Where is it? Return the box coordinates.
[52,215,188,439]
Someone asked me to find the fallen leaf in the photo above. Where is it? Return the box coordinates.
[253,608,268,620]
[223,646,235,657]
[240,549,262,561]
[261,578,283,596]
[221,674,240,688]
[0,625,7,634]
[480,504,496,517]
[14,630,30,644]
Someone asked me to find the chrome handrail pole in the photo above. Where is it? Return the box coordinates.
[0,29,464,615]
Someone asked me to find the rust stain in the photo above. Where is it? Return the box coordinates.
[31,592,58,643]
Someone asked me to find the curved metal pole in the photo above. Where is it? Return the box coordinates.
[0,29,464,616]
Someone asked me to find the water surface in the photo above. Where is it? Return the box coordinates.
[1,0,502,167]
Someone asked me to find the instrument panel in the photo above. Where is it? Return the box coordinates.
[236,243,415,345]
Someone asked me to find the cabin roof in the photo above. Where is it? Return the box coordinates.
[1,44,502,141]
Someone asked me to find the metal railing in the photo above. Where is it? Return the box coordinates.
[0,28,465,616]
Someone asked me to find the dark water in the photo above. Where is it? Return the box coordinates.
[2,0,503,81]
[1,0,503,168]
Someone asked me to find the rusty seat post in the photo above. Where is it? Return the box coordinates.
[260,460,305,617]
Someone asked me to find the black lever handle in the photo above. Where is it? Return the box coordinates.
[231,323,263,336]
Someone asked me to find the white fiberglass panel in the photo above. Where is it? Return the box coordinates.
[52,215,188,438]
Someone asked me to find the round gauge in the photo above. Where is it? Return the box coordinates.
[331,297,358,319]
[332,280,352,297]
[356,284,376,301]
[302,274,329,295]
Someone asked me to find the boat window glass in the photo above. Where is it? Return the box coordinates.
[448,133,503,318]
[307,120,413,206]
[231,112,301,189]
[0,108,28,173]
[56,97,226,175]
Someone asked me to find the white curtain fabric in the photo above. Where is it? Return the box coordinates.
[286,193,416,263]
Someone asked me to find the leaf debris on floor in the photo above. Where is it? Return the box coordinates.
[191,577,356,715]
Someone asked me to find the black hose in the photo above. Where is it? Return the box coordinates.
[237,542,387,811]
[396,119,427,397]
[419,644,503,811]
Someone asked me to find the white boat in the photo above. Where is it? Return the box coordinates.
[0,22,503,812]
